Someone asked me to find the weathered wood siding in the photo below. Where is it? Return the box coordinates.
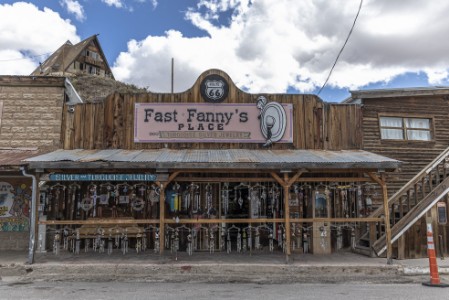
[62,70,362,151]
[361,96,449,195]
[360,95,449,258]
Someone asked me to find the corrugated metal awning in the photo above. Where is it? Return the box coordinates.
[0,148,43,168]
[24,149,401,171]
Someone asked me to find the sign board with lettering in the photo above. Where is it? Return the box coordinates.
[47,174,158,181]
[134,103,293,143]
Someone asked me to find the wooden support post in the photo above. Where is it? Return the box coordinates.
[381,177,393,264]
[271,171,303,263]
[159,183,166,255]
[283,173,291,261]
[368,172,393,264]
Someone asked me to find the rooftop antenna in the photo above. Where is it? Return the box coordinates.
[171,58,174,97]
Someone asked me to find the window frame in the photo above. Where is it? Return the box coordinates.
[378,113,434,142]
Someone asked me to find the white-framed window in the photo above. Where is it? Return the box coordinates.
[379,116,432,141]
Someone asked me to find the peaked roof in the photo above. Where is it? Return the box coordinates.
[31,35,114,79]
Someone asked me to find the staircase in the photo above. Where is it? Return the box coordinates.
[368,146,449,256]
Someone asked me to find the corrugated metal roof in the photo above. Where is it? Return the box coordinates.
[25,149,401,170]
[0,148,43,167]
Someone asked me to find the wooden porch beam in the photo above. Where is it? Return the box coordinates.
[368,172,393,264]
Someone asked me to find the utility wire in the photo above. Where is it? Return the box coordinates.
[0,52,51,62]
[317,0,363,95]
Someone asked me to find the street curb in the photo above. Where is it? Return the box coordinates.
[402,266,449,275]
[0,262,416,284]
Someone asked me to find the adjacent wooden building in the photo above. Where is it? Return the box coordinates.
[347,88,449,259]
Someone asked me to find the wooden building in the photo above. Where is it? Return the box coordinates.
[24,70,402,262]
[347,88,449,259]
[30,35,114,79]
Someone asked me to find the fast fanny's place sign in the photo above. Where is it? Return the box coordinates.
[134,102,293,144]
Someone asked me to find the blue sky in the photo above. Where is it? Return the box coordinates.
[1,0,449,102]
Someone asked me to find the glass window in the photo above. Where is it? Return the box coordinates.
[379,116,431,141]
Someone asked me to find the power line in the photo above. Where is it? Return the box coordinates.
[317,0,363,96]
[0,52,52,62]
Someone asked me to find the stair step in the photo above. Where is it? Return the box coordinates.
[372,175,449,256]
[352,245,374,257]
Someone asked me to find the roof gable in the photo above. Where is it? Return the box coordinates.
[31,35,114,79]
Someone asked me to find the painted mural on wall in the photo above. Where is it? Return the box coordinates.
[0,181,31,232]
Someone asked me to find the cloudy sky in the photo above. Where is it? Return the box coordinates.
[1,0,448,102]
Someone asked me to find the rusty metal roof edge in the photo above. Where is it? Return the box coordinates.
[23,149,401,169]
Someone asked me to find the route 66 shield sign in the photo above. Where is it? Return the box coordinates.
[200,74,229,103]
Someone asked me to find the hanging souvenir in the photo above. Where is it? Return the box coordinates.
[319,226,327,250]
[291,223,296,251]
[114,228,121,248]
[220,228,226,251]
[116,183,132,217]
[270,184,280,216]
[154,229,160,254]
[186,232,193,256]
[254,227,260,250]
[234,183,249,210]
[221,183,230,216]
[242,229,247,252]
[38,233,44,253]
[192,190,200,214]
[121,229,129,255]
[75,229,80,255]
[174,183,182,212]
[170,230,176,253]
[67,183,80,220]
[277,227,282,248]
[248,227,253,251]
[131,195,145,212]
[237,231,242,253]
[63,227,69,251]
[182,189,190,213]
[53,230,61,255]
[192,228,198,251]
[142,228,148,252]
[303,229,309,253]
[351,227,356,249]
[136,231,142,253]
[260,186,267,217]
[84,237,90,253]
[209,229,215,253]
[80,196,94,213]
[249,184,261,219]
[98,183,114,205]
[226,230,231,254]
[107,233,113,255]
[205,184,214,217]
[165,227,170,249]
[50,183,66,219]
[268,230,274,252]
[336,226,343,250]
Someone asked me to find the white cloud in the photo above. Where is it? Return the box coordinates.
[0,2,80,75]
[60,0,86,22]
[113,0,449,96]
[151,0,158,9]
[102,0,124,8]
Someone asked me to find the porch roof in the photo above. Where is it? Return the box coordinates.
[24,149,401,172]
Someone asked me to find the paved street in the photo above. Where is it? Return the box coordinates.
[1,281,448,300]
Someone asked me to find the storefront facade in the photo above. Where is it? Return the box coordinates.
[24,70,400,261]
